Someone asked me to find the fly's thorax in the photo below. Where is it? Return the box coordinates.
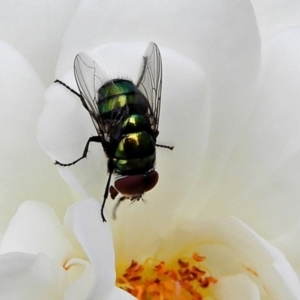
[98,79,135,100]
[97,79,149,117]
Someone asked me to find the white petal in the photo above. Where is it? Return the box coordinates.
[106,287,137,300]
[64,261,94,300]
[251,0,300,40]
[0,0,80,84]
[56,0,259,77]
[200,27,300,238]
[71,198,115,298]
[0,252,67,300]
[0,39,73,234]
[244,27,300,236]
[182,1,261,218]
[65,261,136,300]
[37,76,103,200]
[272,222,300,279]
[0,201,73,266]
[213,274,260,300]
[129,217,299,299]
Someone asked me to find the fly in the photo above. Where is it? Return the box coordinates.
[54,42,173,221]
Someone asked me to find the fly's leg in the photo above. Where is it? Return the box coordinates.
[55,79,89,110]
[156,144,174,150]
[55,136,102,166]
[54,79,102,166]
[54,80,81,98]
[101,171,113,222]
[55,79,109,222]
[112,196,127,220]
[154,131,173,150]
[112,196,145,220]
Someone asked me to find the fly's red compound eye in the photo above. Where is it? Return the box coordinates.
[114,170,159,197]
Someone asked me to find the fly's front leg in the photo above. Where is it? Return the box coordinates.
[55,136,102,166]
[101,171,114,222]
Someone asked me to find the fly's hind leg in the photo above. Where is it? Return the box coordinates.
[55,136,102,166]
[156,143,174,150]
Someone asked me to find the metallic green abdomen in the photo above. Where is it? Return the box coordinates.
[115,131,155,159]
[113,130,155,174]
[113,154,155,174]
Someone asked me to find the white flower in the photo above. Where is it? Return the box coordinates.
[0,198,135,299]
[1,0,300,299]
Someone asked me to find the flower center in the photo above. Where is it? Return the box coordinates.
[116,252,217,299]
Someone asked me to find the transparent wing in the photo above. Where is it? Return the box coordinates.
[74,52,110,136]
[137,42,162,132]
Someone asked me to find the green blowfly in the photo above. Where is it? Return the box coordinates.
[54,42,173,222]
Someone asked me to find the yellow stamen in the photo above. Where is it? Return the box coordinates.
[116,252,217,299]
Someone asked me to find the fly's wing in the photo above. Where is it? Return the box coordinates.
[74,53,110,137]
[137,42,162,133]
